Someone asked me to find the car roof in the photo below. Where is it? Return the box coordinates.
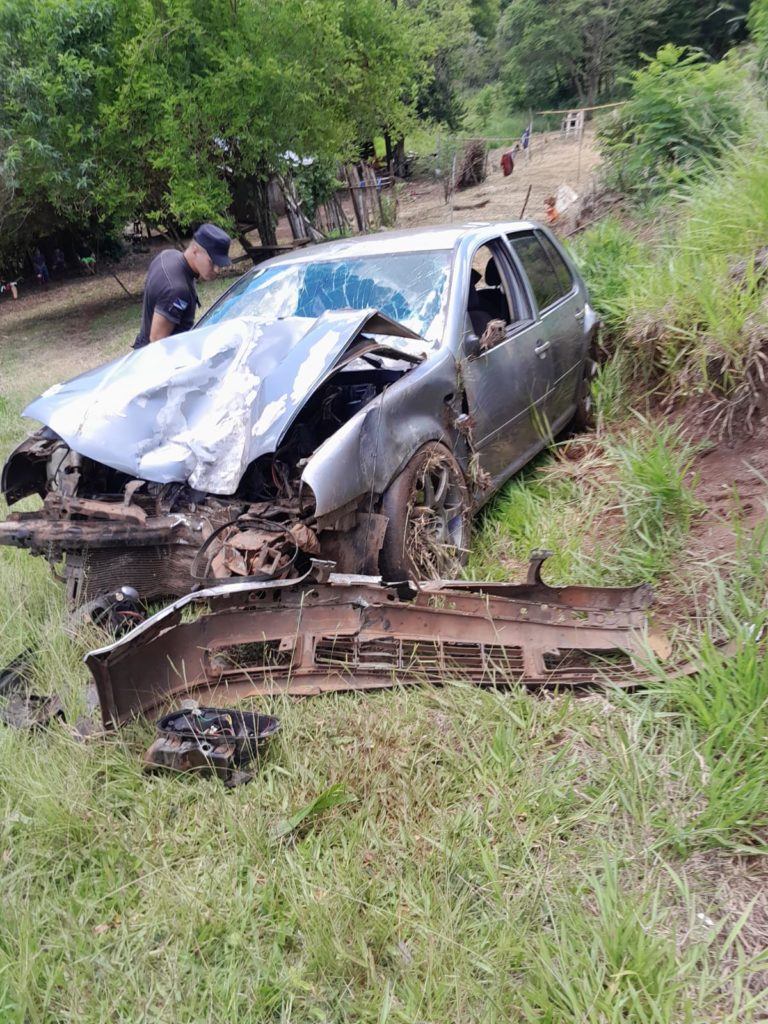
[264,221,541,265]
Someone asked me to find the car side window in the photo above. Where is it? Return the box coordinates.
[466,242,531,350]
[536,231,573,295]
[508,233,564,313]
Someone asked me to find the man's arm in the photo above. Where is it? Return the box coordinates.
[149,310,176,342]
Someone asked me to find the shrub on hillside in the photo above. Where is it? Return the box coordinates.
[749,0,768,78]
[570,219,646,336]
[599,45,754,198]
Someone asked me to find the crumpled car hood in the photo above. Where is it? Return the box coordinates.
[23,308,425,495]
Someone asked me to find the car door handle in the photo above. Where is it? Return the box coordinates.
[574,308,585,323]
[534,340,550,357]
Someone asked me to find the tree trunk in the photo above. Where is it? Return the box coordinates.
[383,131,393,176]
[392,137,407,179]
[251,173,277,248]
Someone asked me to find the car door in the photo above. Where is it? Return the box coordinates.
[507,229,584,433]
[459,240,553,484]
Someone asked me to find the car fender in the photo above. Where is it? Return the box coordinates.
[301,348,464,519]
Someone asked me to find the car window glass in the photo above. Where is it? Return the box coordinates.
[199,251,452,343]
[507,233,564,312]
[536,232,573,295]
[466,243,514,345]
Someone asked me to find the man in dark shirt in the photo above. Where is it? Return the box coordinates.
[133,223,232,349]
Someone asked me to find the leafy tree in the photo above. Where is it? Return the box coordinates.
[102,0,428,242]
[598,44,754,197]
[0,0,123,266]
[408,0,474,130]
[0,0,429,263]
[498,0,668,108]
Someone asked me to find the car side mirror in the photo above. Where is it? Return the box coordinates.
[462,317,481,362]
[463,330,481,359]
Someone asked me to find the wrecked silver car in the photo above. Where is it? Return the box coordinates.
[0,223,598,601]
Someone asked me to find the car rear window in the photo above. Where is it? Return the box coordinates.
[508,233,567,313]
[536,232,573,295]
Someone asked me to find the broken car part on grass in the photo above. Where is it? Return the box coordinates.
[144,706,281,787]
[86,553,663,730]
[1,224,598,594]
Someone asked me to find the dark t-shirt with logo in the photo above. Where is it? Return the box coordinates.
[133,249,199,349]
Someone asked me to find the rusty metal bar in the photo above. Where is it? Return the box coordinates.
[0,514,190,552]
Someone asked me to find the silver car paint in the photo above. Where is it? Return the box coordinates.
[22,309,426,496]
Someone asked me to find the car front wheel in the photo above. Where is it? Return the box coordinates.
[379,441,471,581]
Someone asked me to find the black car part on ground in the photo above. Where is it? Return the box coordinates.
[0,650,65,730]
[144,707,281,787]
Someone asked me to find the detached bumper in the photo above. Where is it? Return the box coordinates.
[85,554,664,729]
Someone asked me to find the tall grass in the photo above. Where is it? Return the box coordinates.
[569,218,647,337]
[574,143,768,414]
[647,524,768,854]
[470,417,701,588]
[604,417,703,582]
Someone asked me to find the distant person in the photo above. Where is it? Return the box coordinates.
[32,248,49,285]
[51,247,66,275]
[132,223,232,350]
[78,246,97,275]
[0,279,19,300]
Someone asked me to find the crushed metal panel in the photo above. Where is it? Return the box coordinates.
[85,564,662,729]
[22,309,429,496]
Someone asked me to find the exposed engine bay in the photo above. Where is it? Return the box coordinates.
[1,356,414,604]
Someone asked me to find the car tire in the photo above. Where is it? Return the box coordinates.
[379,441,471,581]
[568,358,597,433]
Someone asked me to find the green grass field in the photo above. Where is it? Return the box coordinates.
[1,273,767,1022]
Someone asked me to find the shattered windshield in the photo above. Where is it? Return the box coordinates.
[200,251,451,342]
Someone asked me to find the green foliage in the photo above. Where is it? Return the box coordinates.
[570,218,646,335]
[412,0,474,130]
[0,0,433,265]
[271,782,356,840]
[609,140,768,408]
[469,0,500,38]
[650,523,768,852]
[605,417,703,582]
[0,0,122,264]
[498,0,667,108]
[590,349,635,429]
[463,89,527,140]
[286,158,343,225]
[599,45,756,198]
[749,0,768,76]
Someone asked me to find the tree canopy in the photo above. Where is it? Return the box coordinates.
[0,0,430,267]
[496,0,751,109]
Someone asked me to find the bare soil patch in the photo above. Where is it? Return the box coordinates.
[398,128,601,229]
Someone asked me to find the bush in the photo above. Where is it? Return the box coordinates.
[570,218,646,336]
[599,45,755,198]
[749,0,768,78]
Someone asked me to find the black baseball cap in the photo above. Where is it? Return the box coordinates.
[193,223,232,267]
